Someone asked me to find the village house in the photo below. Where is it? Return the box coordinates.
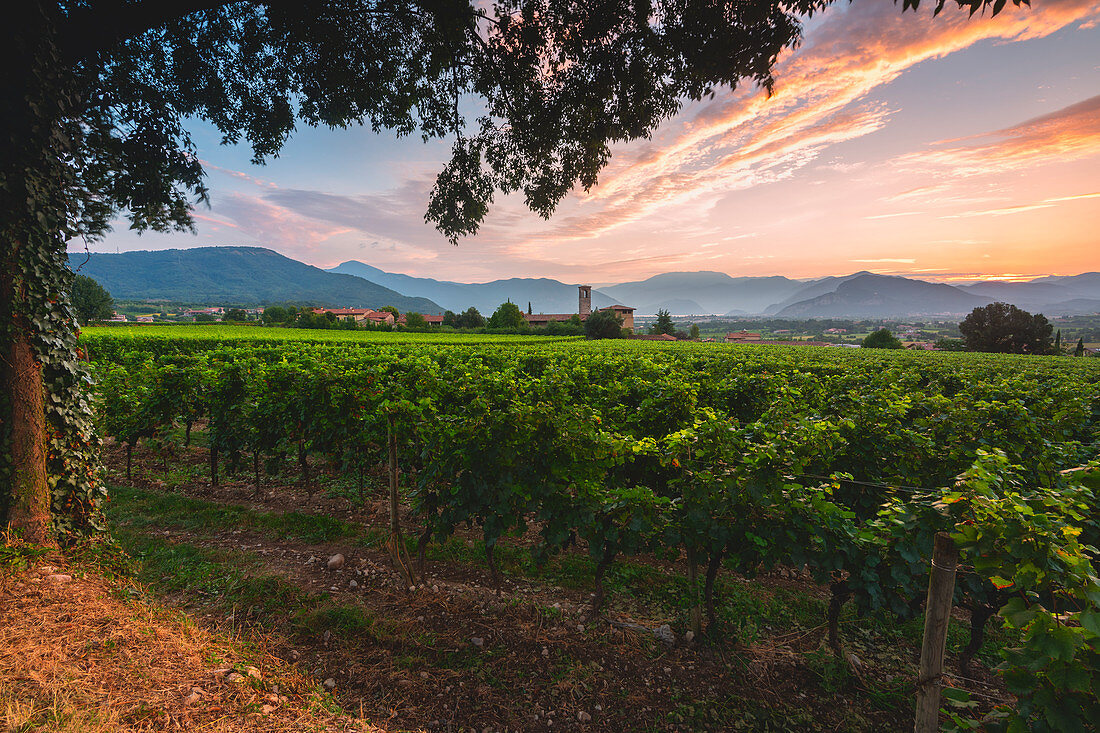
[396,313,445,326]
[725,330,763,342]
[310,307,397,325]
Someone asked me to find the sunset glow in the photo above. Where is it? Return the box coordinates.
[87,0,1100,284]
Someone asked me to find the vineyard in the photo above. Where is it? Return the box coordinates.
[82,329,1100,731]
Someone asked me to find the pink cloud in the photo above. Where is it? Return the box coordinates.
[213,192,352,252]
[544,0,1100,241]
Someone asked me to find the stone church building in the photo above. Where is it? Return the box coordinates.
[525,286,635,331]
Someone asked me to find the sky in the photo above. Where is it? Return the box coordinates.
[87,0,1100,285]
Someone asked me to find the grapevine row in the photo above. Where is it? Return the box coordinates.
[89,338,1100,729]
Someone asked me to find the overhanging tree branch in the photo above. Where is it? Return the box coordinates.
[59,0,262,64]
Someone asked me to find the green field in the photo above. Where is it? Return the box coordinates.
[81,323,582,345]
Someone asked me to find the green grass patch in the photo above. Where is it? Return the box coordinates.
[0,543,51,573]
[293,603,377,636]
[115,528,311,614]
[107,484,362,544]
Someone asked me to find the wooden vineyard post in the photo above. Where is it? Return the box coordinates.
[915,532,959,733]
[386,414,415,586]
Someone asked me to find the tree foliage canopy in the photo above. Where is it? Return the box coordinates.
[488,301,526,330]
[651,309,676,336]
[861,328,902,350]
[70,274,113,325]
[453,306,486,329]
[959,302,1053,355]
[223,308,249,322]
[262,306,289,324]
[585,308,623,339]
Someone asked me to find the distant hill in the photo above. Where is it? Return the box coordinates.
[635,298,706,315]
[775,274,991,318]
[328,260,619,314]
[71,247,443,312]
[763,272,870,314]
[599,272,806,315]
[1030,272,1100,291]
[1039,298,1100,316]
[958,273,1100,311]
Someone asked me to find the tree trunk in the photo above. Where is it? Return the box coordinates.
[2,325,53,545]
[704,549,724,632]
[828,580,851,655]
[125,442,133,482]
[386,415,414,585]
[416,524,432,573]
[485,541,500,586]
[253,450,261,498]
[298,440,312,503]
[185,420,192,447]
[959,604,995,676]
[687,550,703,638]
[209,445,219,487]
[591,545,617,616]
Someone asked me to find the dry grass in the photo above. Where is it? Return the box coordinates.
[0,556,390,733]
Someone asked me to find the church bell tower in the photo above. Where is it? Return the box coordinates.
[578,285,592,317]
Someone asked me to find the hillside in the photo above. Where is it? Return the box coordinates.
[959,273,1100,311]
[72,247,443,312]
[328,260,619,314]
[599,271,806,315]
[762,272,870,314]
[775,273,992,318]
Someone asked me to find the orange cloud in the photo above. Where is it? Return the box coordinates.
[901,95,1100,176]
[539,0,1100,242]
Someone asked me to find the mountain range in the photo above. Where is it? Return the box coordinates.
[327,260,619,315]
[70,246,1100,319]
[71,247,443,313]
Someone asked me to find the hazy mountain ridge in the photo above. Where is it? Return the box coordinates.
[763,272,871,314]
[72,247,1099,319]
[329,260,620,314]
[774,273,993,318]
[599,271,806,315]
[71,247,443,313]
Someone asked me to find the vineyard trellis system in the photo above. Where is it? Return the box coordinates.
[85,333,1100,730]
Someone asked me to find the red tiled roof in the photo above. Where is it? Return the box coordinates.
[525,314,576,322]
[731,340,830,347]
